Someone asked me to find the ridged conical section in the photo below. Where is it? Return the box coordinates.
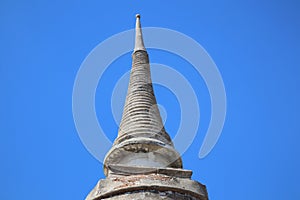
[116,50,172,145]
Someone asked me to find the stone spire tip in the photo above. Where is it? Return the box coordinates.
[134,14,146,52]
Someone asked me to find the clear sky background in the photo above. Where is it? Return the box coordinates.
[1,0,300,199]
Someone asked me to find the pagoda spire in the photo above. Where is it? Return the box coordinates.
[86,15,208,200]
[134,14,146,52]
[103,14,182,176]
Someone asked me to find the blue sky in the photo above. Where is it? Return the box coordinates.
[1,0,300,199]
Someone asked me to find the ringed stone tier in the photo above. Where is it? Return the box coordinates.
[86,14,209,200]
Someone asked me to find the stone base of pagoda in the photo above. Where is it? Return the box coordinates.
[86,165,208,200]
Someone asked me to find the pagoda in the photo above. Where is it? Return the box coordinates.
[86,14,208,200]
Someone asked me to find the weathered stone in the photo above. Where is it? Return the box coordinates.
[86,14,209,200]
[86,173,208,200]
[107,164,193,178]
